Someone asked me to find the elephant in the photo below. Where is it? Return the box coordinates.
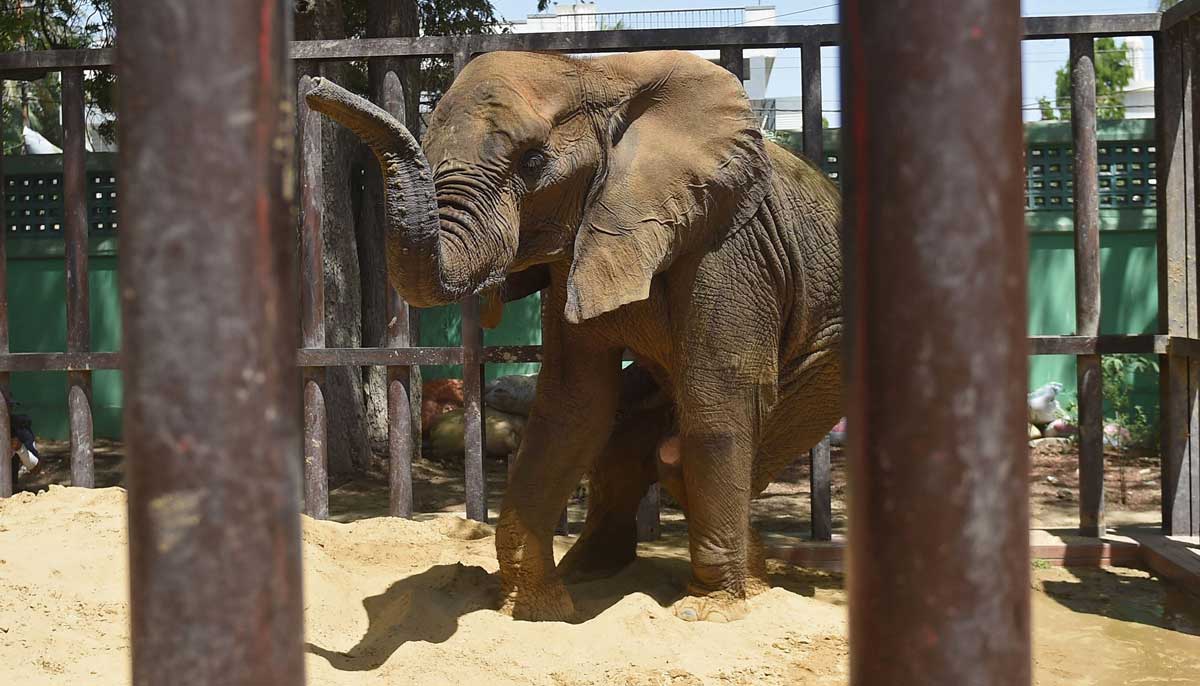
[306,49,843,623]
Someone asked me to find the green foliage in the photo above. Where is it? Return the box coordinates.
[1101,355,1159,451]
[1047,37,1133,121]
[1037,96,1056,121]
[0,1,115,153]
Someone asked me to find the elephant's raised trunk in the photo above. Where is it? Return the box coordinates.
[304,78,476,307]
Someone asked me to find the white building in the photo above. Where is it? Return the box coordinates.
[500,3,779,102]
[1121,36,1154,120]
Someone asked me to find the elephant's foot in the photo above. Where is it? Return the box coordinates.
[499,580,576,622]
[672,589,749,623]
[557,521,637,584]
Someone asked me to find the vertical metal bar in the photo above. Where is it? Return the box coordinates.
[299,75,328,520]
[376,70,415,519]
[810,436,832,541]
[636,483,661,542]
[1157,24,1199,536]
[63,67,94,488]
[452,47,487,523]
[0,126,10,498]
[719,45,744,82]
[801,40,824,166]
[841,2,1030,684]
[1070,36,1104,537]
[116,2,305,684]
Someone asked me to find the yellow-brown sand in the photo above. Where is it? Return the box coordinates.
[2,486,1198,685]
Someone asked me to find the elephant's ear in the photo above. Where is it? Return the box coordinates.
[564,51,770,324]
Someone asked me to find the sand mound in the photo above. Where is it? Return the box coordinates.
[0,487,848,686]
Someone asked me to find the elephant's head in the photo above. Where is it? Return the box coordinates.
[306,51,769,323]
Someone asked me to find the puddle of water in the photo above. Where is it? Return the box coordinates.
[1033,566,1200,685]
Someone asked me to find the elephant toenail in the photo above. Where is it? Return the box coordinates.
[679,607,699,621]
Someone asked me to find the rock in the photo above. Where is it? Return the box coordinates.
[426,408,527,460]
[1029,424,1042,440]
[1028,382,1065,426]
[1056,488,1075,501]
[1030,437,1072,452]
[1043,418,1076,438]
[1045,475,1060,485]
[421,379,465,433]
[484,374,538,416]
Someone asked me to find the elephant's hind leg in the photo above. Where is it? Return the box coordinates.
[558,399,671,583]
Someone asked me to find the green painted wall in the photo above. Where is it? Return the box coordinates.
[7,236,123,439]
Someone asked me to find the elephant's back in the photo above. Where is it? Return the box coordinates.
[763,141,843,367]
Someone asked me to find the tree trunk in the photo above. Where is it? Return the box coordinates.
[296,0,372,478]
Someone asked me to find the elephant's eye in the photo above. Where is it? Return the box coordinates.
[520,149,548,177]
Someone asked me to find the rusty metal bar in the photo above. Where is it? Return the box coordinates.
[1157,23,1200,537]
[810,436,832,541]
[842,1,1031,684]
[719,45,744,81]
[378,69,415,519]
[1070,35,1104,537]
[116,1,305,684]
[801,40,824,166]
[62,66,94,489]
[298,75,328,520]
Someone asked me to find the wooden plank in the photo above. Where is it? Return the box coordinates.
[1132,533,1200,597]
[1023,13,1160,38]
[376,70,416,520]
[0,351,121,372]
[62,66,94,490]
[302,372,328,520]
[1163,0,1200,32]
[719,45,744,81]
[1028,334,1166,355]
[296,346,462,366]
[810,437,832,541]
[801,40,824,166]
[1071,36,1101,338]
[0,16,1170,75]
[1077,354,1104,536]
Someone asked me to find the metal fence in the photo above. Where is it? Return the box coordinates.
[0,2,1198,683]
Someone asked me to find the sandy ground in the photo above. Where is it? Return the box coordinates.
[2,486,1199,686]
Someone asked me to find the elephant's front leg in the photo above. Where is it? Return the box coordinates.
[496,337,623,621]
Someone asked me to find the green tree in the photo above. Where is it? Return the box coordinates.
[1047,37,1133,121]
[0,0,114,154]
[1037,96,1056,121]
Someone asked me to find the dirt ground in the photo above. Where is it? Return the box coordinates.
[1,485,1198,686]
[3,440,1199,684]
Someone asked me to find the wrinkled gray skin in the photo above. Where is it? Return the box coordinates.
[307,50,842,623]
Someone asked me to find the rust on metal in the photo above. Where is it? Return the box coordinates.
[116,0,305,683]
[842,1,1031,683]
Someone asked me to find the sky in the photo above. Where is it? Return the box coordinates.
[489,0,1166,127]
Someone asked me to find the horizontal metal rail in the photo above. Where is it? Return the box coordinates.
[0,14,1164,74]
